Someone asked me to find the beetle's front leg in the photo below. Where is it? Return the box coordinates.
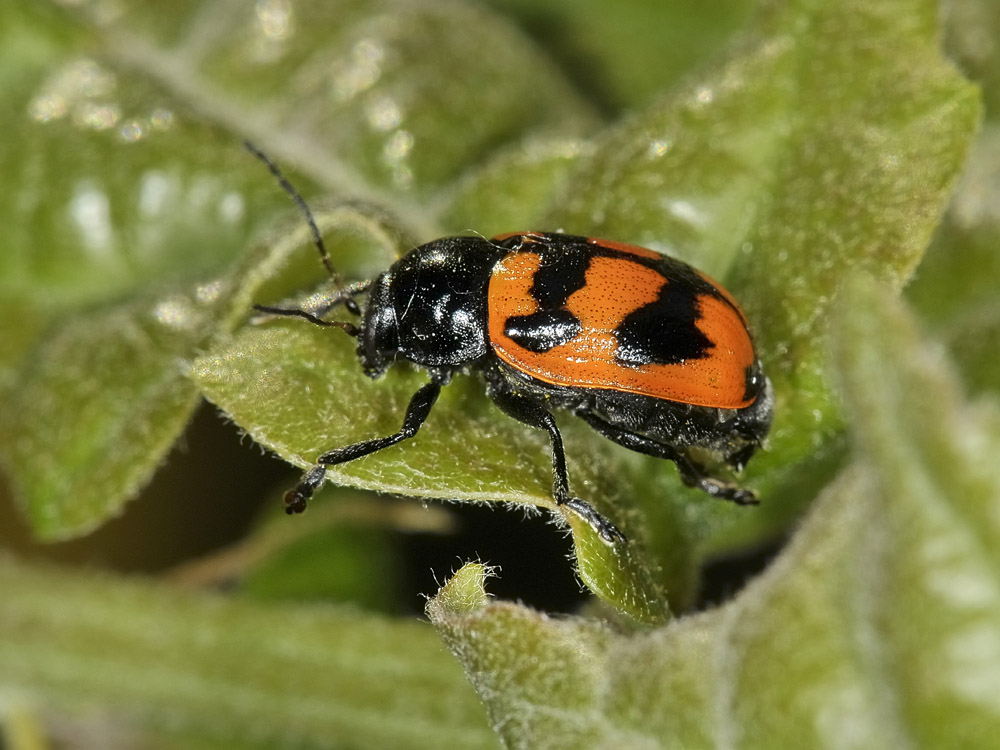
[283,381,442,513]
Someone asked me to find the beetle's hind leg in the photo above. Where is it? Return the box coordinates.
[283,381,441,513]
[488,390,625,544]
[575,411,759,506]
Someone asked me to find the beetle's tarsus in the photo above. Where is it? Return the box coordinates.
[283,465,326,514]
[561,498,627,545]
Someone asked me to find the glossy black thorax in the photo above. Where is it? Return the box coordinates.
[359,237,505,377]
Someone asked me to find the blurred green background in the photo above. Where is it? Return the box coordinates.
[1,0,997,747]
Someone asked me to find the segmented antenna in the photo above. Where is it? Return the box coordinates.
[252,303,360,336]
[244,141,361,316]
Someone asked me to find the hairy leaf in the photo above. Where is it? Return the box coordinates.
[0,557,498,749]
[429,281,1000,748]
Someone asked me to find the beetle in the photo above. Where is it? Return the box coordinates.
[247,143,773,544]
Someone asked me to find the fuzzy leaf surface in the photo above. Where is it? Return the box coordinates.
[0,0,594,539]
[0,556,498,749]
[429,282,1000,749]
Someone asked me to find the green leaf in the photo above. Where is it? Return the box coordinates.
[0,0,593,540]
[0,194,378,540]
[0,289,217,539]
[827,278,1000,747]
[429,563,619,748]
[441,138,593,236]
[0,1,319,537]
[193,314,671,623]
[485,0,754,110]
[428,281,1000,748]
[1,3,996,748]
[184,0,598,199]
[907,122,1000,398]
[0,556,498,749]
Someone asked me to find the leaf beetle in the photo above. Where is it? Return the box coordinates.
[247,143,773,544]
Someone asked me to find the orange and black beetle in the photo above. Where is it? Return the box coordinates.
[249,146,773,544]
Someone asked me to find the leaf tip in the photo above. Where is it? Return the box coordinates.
[426,562,494,621]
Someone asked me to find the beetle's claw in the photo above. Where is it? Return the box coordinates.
[561,498,627,545]
[283,489,309,514]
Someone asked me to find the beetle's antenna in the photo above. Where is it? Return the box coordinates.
[244,141,361,316]
[252,304,360,336]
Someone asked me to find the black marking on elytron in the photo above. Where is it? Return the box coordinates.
[502,242,591,353]
[504,309,582,353]
[615,279,714,367]
[552,234,744,317]
[529,246,591,309]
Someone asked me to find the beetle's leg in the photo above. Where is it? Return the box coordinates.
[575,411,758,506]
[489,390,625,544]
[283,381,441,513]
